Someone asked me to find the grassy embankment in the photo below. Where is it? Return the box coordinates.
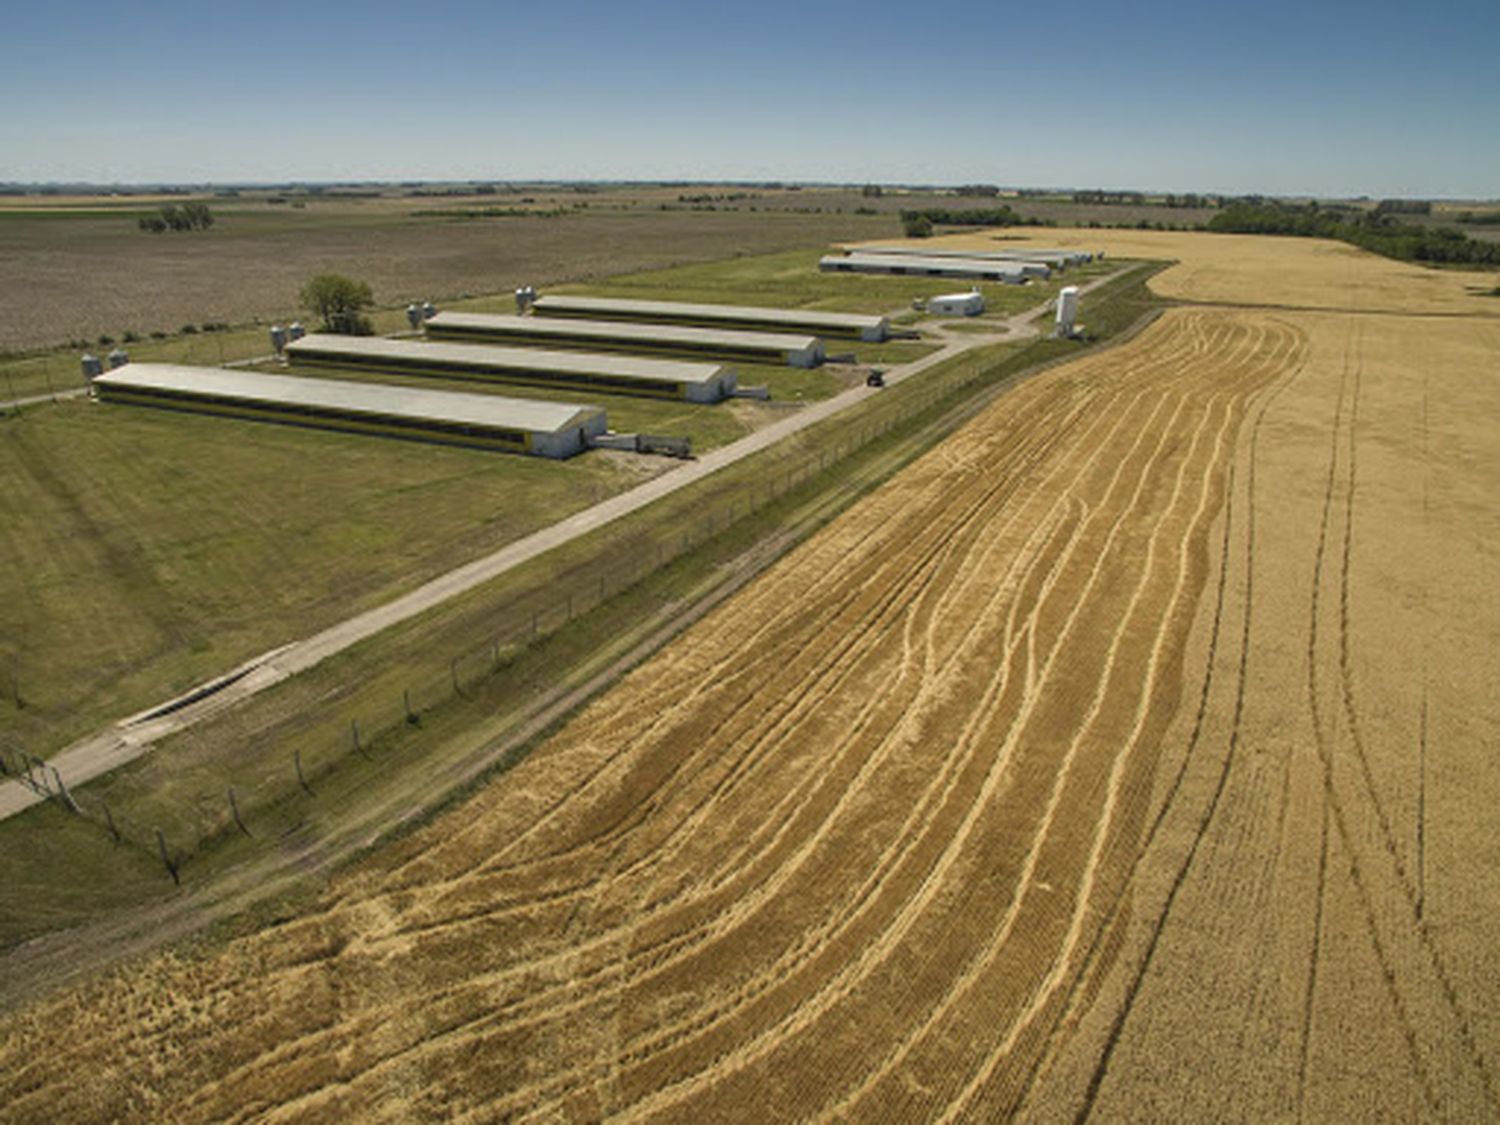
[0,260,1162,954]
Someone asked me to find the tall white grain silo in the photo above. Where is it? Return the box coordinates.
[1055,286,1080,338]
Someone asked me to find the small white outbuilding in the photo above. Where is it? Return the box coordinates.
[927,290,986,317]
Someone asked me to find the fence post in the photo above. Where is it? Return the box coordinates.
[351,717,368,758]
[228,787,251,837]
[451,657,461,695]
[155,828,180,885]
[29,755,49,798]
[294,748,313,795]
[100,798,121,844]
[404,689,417,725]
[51,766,80,815]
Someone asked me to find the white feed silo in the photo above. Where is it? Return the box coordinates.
[1055,286,1080,338]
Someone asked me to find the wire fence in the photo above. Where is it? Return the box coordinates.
[1,342,1018,880]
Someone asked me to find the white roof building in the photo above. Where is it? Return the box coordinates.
[287,334,735,403]
[426,311,824,368]
[531,295,889,343]
[93,363,606,458]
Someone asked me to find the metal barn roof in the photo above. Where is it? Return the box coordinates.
[821,254,1032,281]
[851,244,1090,267]
[530,295,888,340]
[426,312,822,360]
[853,244,1049,264]
[94,363,602,433]
[286,334,728,389]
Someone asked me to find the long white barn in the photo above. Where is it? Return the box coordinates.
[530,295,889,343]
[820,253,1032,284]
[93,363,607,458]
[425,311,824,368]
[853,244,1094,268]
[286,334,735,403]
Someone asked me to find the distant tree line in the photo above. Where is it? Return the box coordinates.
[677,191,759,203]
[409,206,576,219]
[1073,189,1221,209]
[1082,218,1203,231]
[1072,189,1146,205]
[899,205,1049,237]
[1207,201,1500,266]
[1160,193,1218,209]
[1374,199,1432,215]
[137,202,214,233]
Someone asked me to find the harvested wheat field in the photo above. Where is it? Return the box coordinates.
[3,238,1497,1120]
[910,227,1500,317]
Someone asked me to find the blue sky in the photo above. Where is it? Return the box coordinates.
[2,0,1496,197]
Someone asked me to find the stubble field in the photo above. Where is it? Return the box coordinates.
[931,226,1500,316]
[1,232,1496,1120]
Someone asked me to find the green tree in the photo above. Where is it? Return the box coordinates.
[902,213,933,238]
[300,273,375,335]
[140,201,214,232]
[181,201,214,229]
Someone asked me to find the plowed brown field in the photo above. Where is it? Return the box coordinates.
[3,237,1497,1121]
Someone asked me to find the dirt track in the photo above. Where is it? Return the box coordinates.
[2,238,1497,1120]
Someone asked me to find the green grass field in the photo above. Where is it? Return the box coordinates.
[0,397,643,755]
